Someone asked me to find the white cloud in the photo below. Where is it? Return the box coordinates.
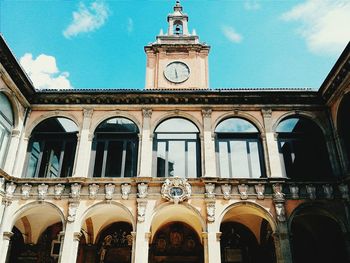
[244,0,261,11]
[20,53,73,90]
[127,18,133,33]
[63,0,109,38]
[281,0,350,56]
[222,26,243,43]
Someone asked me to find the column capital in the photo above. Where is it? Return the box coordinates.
[216,232,222,241]
[261,108,272,118]
[73,232,82,242]
[83,108,94,118]
[3,231,14,241]
[201,108,212,118]
[201,232,208,239]
[142,108,152,118]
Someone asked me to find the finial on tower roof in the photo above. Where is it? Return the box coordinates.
[174,0,183,12]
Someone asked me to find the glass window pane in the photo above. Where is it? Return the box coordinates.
[0,92,13,125]
[60,141,76,178]
[230,141,249,178]
[34,117,78,133]
[39,141,62,178]
[219,141,230,178]
[96,118,138,133]
[26,142,41,178]
[124,141,136,177]
[157,133,197,139]
[93,141,105,177]
[216,118,258,133]
[155,118,199,133]
[157,141,166,177]
[0,130,9,168]
[105,141,123,177]
[249,142,262,178]
[168,141,185,177]
[187,142,197,178]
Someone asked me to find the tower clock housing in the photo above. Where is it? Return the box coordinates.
[144,1,210,90]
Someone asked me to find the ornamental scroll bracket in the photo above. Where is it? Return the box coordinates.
[161,177,191,204]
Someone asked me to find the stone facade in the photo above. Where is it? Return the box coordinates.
[0,2,350,263]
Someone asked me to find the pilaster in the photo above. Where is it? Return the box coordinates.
[262,109,284,178]
[73,108,93,177]
[139,108,153,177]
[0,231,13,263]
[202,108,216,177]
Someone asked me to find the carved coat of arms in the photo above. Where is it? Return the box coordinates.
[161,177,191,204]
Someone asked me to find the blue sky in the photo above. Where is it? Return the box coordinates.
[0,0,349,90]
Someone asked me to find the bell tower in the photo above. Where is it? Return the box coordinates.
[144,1,210,90]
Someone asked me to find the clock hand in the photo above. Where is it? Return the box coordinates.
[175,68,178,79]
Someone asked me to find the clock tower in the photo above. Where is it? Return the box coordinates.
[145,1,210,90]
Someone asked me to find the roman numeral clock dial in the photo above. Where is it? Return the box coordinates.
[164,61,190,83]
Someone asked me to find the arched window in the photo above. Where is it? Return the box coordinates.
[0,92,14,168]
[173,20,183,35]
[153,118,200,178]
[90,117,139,178]
[25,117,78,178]
[276,117,332,180]
[337,94,350,168]
[215,118,264,178]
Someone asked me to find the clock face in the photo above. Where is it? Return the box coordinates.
[164,62,190,83]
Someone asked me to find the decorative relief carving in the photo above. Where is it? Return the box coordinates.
[322,184,333,199]
[201,108,212,118]
[4,182,16,203]
[70,183,81,200]
[306,185,316,200]
[0,178,4,191]
[254,184,265,200]
[67,202,79,222]
[206,200,216,222]
[238,184,248,200]
[221,184,231,200]
[38,183,48,200]
[261,108,272,118]
[205,183,215,199]
[89,184,99,199]
[21,184,32,199]
[289,185,299,199]
[137,183,148,199]
[161,178,191,204]
[137,199,147,222]
[121,184,131,200]
[105,184,115,200]
[339,184,349,200]
[83,108,93,118]
[274,203,286,222]
[54,184,65,199]
[272,184,284,201]
[142,108,152,118]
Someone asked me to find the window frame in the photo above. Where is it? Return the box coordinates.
[24,132,78,178]
[89,118,139,178]
[215,118,265,179]
[153,119,201,178]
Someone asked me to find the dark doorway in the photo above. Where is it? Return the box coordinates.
[220,221,276,263]
[149,222,204,263]
[291,214,348,263]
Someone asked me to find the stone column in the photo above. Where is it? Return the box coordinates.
[134,228,151,263]
[202,232,209,263]
[0,231,13,263]
[73,108,93,177]
[59,222,81,262]
[262,109,284,178]
[273,188,292,263]
[12,136,29,177]
[131,231,136,263]
[207,228,221,263]
[202,108,216,177]
[3,129,20,175]
[139,109,153,177]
